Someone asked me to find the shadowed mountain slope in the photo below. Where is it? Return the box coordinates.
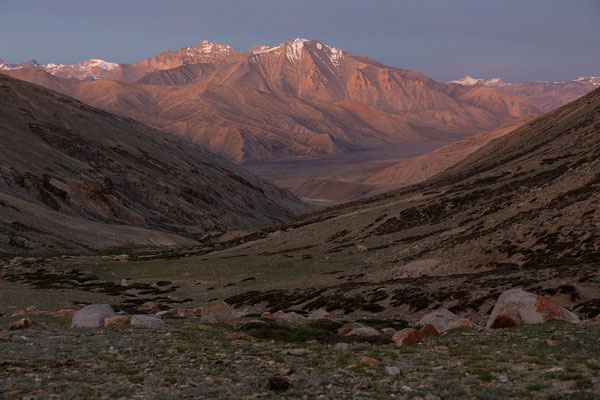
[0,74,309,253]
[365,116,537,189]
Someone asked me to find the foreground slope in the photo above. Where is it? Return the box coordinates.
[0,74,308,253]
[185,86,600,318]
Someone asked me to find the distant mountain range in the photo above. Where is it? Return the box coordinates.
[448,75,600,112]
[2,38,540,163]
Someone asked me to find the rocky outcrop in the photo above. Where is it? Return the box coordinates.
[392,324,440,346]
[71,304,116,328]
[200,301,236,329]
[338,323,380,338]
[130,315,166,330]
[418,309,474,333]
[486,289,580,329]
[276,312,308,324]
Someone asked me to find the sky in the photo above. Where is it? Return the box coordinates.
[1,0,598,83]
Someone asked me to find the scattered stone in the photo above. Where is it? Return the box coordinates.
[307,309,330,320]
[103,315,130,328]
[113,254,129,262]
[334,343,349,351]
[424,394,441,400]
[138,302,160,313]
[381,328,397,336]
[155,309,175,317]
[305,339,320,345]
[71,304,116,328]
[402,385,413,392]
[288,348,311,356]
[228,332,252,341]
[276,312,308,324]
[541,338,559,346]
[392,324,440,347]
[338,322,364,336]
[6,306,39,317]
[384,366,400,376]
[200,300,236,329]
[267,375,290,391]
[8,318,35,331]
[9,257,23,266]
[53,305,84,317]
[120,279,133,287]
[279,368,291,376]
[344,326,380,338]
[357,245,368,252]
[338,322,380,338]
[498,374,509,383]
[360,357,380,367]
[130,315,166,330]
[174,308,202,318]
[418,309,474,333]
[261,312,275,320]
[486,289,580,329]
[273,310,285,318]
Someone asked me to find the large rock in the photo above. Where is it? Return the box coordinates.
[338,322,380,338]
[103,315,130,328]
[419,309,474,333]
[486,289,580,329]
[130,315,166,330]
[6,306,38,317]
[53,304,85,317]
[200,300,236,329]
[392,324,440,346]
[276,312,308,324]
[138,302,160,313]
[71,304,116,328]
[8,318,35,331]
[308,309,330,320]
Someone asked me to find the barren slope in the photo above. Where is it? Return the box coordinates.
[365,117,536,188]
[185,86,600,319]
[0,74,309,253]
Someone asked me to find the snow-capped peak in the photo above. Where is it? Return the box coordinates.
[448,75,505,87]
[285,38,310,62]
[83,59,118,71]
[574,76,600,86]
[448,75,483,86]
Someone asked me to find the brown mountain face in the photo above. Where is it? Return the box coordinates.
[3,68,436,163]
[203,86,600,317]
[135,39,539,131]
[449,75,600,112]
[0,74,309,253]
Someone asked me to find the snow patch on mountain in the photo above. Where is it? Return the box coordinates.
[252,45,281,55]
[285,38,309,62]
[448,75,504,87]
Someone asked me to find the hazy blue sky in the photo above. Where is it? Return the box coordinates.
[1,0,598,82]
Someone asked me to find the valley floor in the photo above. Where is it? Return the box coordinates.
[0,315,598,399]
[245,142,451,206]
